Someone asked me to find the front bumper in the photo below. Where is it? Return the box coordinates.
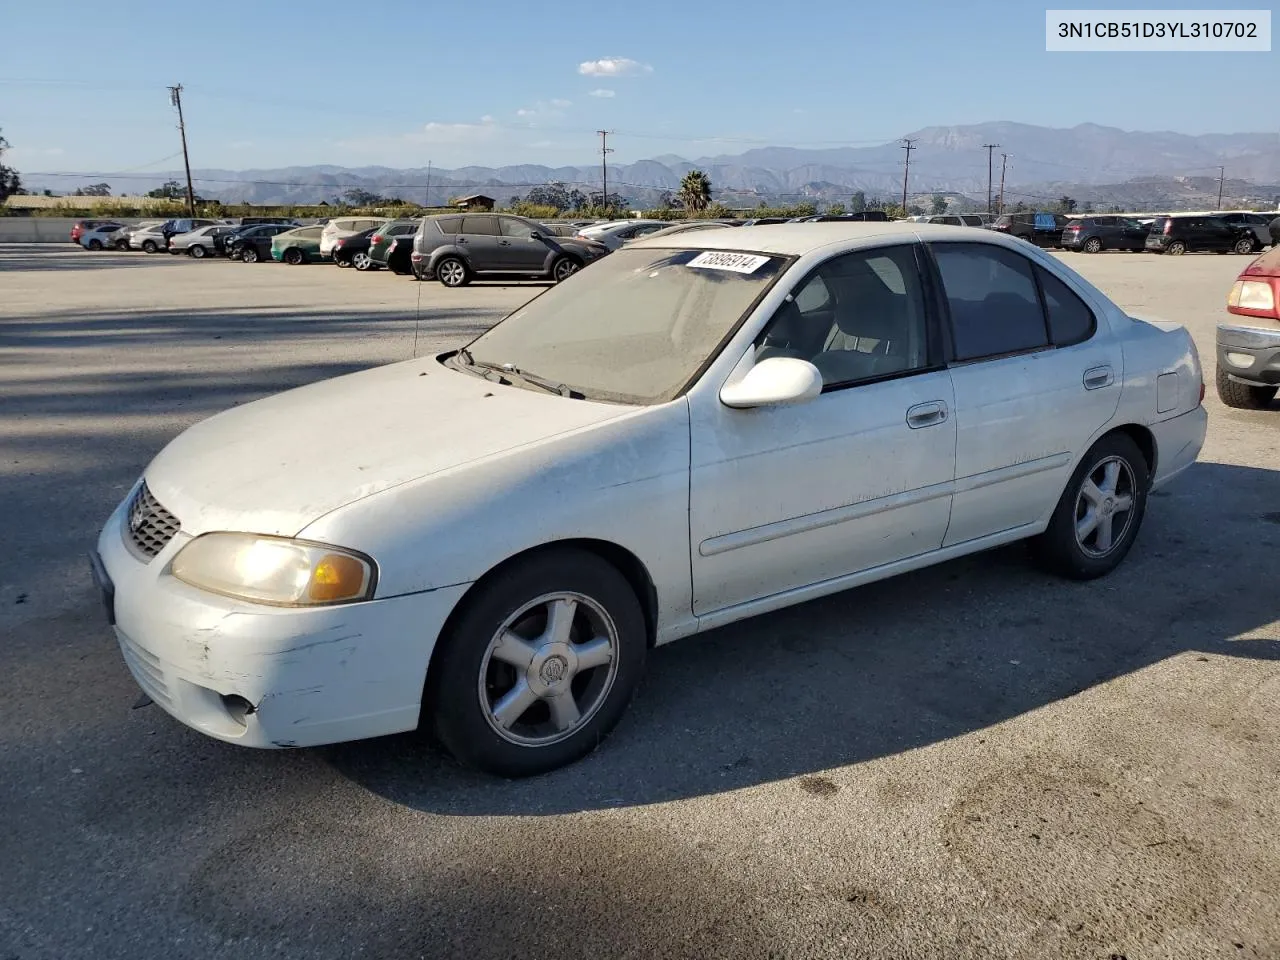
[1217,323,1280,387]
[97,488,471,748]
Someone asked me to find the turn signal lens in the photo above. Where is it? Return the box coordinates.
[310,553,370,602]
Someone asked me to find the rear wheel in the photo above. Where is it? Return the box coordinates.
[1082,236,1102,254]
[241,246,259,263]
[352,251,374,271]
[142,239,159,254]
[1233,237,1256,255]
[1216,367,1278,409]
[190,244,207,259]
[283,248,304,265]
[436,256,469,287]
[428,548,647,777]
[1032,433,1149,580]
[87,239,103,251]
[1165,240,1186,255]
[114,239,130,251]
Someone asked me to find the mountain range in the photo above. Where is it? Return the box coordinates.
[26,121,1280,210]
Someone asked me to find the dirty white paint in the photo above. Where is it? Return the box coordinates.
[98,224,1208,751]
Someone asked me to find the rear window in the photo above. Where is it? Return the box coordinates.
[1150,217,1171,233]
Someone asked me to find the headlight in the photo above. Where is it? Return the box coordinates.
[171,533,376,606]
[1228,279,1275,312]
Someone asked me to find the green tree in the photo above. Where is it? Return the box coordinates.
[342,188,386,206]
[827,203,846,216]
[1056,195,1077,214]
[1012,200,1029,213]
[525,182,571,209]
[930,193,947,215]
[148,179,185,199]
[850,191,866,213]
[678,169,712,212]
[74,182,112,197]
[0,129,23,202]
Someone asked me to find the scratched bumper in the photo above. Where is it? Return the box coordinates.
[98,487,471,748]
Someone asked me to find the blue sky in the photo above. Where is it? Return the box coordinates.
[0,0,1271,181]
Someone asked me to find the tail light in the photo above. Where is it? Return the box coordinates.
[1066,223,1081,232]
[335,238,345,248]
[1164,220,1173,235]
[371,234,383,244]
[411,251,424,263]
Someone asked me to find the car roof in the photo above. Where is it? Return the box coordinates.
[628,221,1003,257]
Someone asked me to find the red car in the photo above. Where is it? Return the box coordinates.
[69,219,118,245]
[1215,244,1280,409]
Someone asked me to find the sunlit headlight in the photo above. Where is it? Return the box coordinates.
[171,533,376,606]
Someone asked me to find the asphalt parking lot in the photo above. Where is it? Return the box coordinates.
[1,243,1278,960]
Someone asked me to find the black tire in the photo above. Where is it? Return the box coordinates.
[87,239,103,251]
[114,239,130,251]
[1082,236,1102,254]
[142,239,158,254]
[435,256,469,287]
[283,248,304,265]
[1032,432,1150,580]
[190,244,207,259]
[1165,240,1186,256]
[428,548,647,777]
[1216,366,1278,410]
[1233,237,1255,255]
[241,246,259,263]
[335,255,351,268]
[551,255,582,282]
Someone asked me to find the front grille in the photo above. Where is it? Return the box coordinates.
[124,481,181,560]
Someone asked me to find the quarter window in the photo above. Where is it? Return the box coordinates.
[932,243,1048,360]
[1035,265,1095,345]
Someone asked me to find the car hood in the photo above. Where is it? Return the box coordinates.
[144,356,634,537]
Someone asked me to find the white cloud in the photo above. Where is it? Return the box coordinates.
[516,108,536,117]
[514,100,571,123]
[550,98,573,108]
[577,57,651,77]
[589,88,616,98]
[480,114,494,123]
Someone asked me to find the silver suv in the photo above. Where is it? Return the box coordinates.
[410,214,607,286]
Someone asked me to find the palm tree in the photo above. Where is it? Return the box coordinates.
[678,170,712,214]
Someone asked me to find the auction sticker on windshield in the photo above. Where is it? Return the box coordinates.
[687,251,771,274]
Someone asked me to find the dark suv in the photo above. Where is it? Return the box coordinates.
[1060,216,1149,253]
[1216,211,1273,251]
[411,214,608,286]
[989,212,1069,247]
[1145,216,1255,255]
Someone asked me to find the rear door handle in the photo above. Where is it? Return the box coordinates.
[1083,365,1114,390]
[906,400,948,429]
[498,240,511,246]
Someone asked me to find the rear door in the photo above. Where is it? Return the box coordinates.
[1117,217,1147,248]
[456,215,502,270]
[497,216,550,271]
[928,241,1122,545]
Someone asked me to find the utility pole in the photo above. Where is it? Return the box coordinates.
[997,153,1009,215]
[168,85,196,217]
[982,143,1001,214]
[424,160,432,209]
[597,130,614,213]
[900,138,918,215]
[1216,165,1225,209]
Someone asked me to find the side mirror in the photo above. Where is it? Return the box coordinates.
[529,231,543,240]
[720,356,823,409]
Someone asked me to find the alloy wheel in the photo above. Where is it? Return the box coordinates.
[1074,456,1137,558]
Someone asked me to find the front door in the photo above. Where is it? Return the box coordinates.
[689,242,957,616]
[497,217,551,271]
[927,241,1123,546]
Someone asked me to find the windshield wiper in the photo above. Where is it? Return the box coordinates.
[455,349,582,398]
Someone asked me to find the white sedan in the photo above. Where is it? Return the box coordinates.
[93,223,1207,776]
[79,223,128,250]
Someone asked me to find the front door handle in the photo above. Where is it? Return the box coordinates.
[498,239,511,245]
[906,400,948,429]
[1083,365,1114,390]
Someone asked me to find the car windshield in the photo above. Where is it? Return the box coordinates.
[460,247,789,405]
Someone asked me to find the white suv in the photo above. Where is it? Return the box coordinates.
[320,217,389,257]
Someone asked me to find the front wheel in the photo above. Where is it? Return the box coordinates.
[1233,237,1255,255]
[1082,236,1102,254]
[1216,367,1278,409]
[114,239,130,251]
[428,549,647,777]
[1165,240,1186,256]
[1032,433,1149,580]
[283,248,304,265]
[190,244,207,259]
[435,256,469,287]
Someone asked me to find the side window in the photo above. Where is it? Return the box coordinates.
[932,243,1049,361]
[1035,266,1095,346]
[634,224,664,237]
[461,216,499,236]
[435,217,462,235]
[391,224,416,236]
[500,218,536,239]
[754,245,930,388]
